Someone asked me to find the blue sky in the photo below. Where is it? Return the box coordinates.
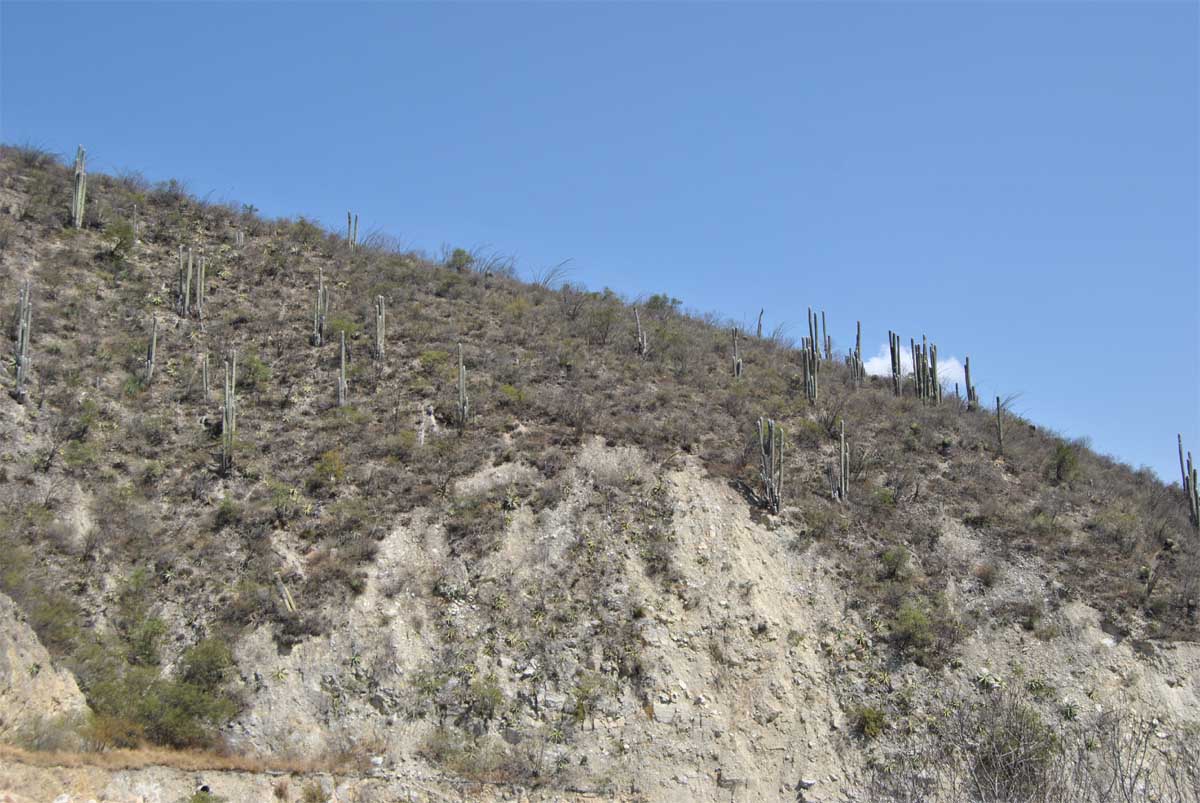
[2,2,1197,482]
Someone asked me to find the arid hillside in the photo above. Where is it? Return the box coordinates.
[1,144,1198,803]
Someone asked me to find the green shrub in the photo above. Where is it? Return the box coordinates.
[74,635,240,750]
[307,449,347,493]
[879,546,909,580]
[497,383,526,409]
[214,496,243,529]
[327,314,360,338]
[892,599,933,655]
[853,705,887,739]
[104,219,136,263]
[445,247,474,272]
[419,349,451,376]
[237,353,272,392]
[1050,442,1079,484]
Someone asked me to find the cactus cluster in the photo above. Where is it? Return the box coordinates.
[175,246,206,318]
[275,571,298,613]
[312,269,329,346]
[910,336,941,404]
[757,417,784,513]
[1180,435,1199,529]
[221,350,237,474]
[845,321,865,386]
[176,246,192,316]
[800,307,822,403]
[71,145,87,229]
[11,280,32,403]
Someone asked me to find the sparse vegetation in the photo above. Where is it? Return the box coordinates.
[0,144,1196,799]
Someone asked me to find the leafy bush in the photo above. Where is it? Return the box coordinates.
[307,448,347,493]
[879,546,909,580]
[237,352,272,392]
[853,705,887,739]
[1050,442,1080,484]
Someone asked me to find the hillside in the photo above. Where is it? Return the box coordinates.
[1,143,1198,803]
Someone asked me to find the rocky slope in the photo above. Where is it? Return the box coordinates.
[1,145,1198,802]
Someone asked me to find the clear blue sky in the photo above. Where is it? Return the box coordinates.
[2,2,1197,482]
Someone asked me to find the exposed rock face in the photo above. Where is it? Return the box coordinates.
[0,593,89,744]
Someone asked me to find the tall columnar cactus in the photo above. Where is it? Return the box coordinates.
[732,327,743,379]
[837,419,849,501]
[756,309,764,339]
[996,396,1005,457]
[888,330,903,396]
[457,342,470,431]
[201,352,210,402]
[757,417,784,513]
[176,246,193,317]
[11,280,32,404]
[337,331,348,407]
[373,295,386,360]
[821,310,831,360]
[347,211,359,250]
[221,350,237,474]
[235,229,245,248]
[194,255,206,317]
[144,316,158,385]
[312,269,329,346]
[1179,434,1199,529]
[634,307,649,358]
[964,356,979,410]
[71,145,87,229]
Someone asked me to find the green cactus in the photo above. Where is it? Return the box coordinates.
[732,327,743,379]
[758,417,784,513]
[634,307,649,358]
[996,396,1005,456]
[374,295,386,360]
[312,269,329,346]
[337,331,348,407]
[457,342,470,431]
[11,280,32,404]
[1180,434,1199,528]
[71,145,87,229]
[964,356,979,410]
[221,350,237,474]
[144,316,158,385]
